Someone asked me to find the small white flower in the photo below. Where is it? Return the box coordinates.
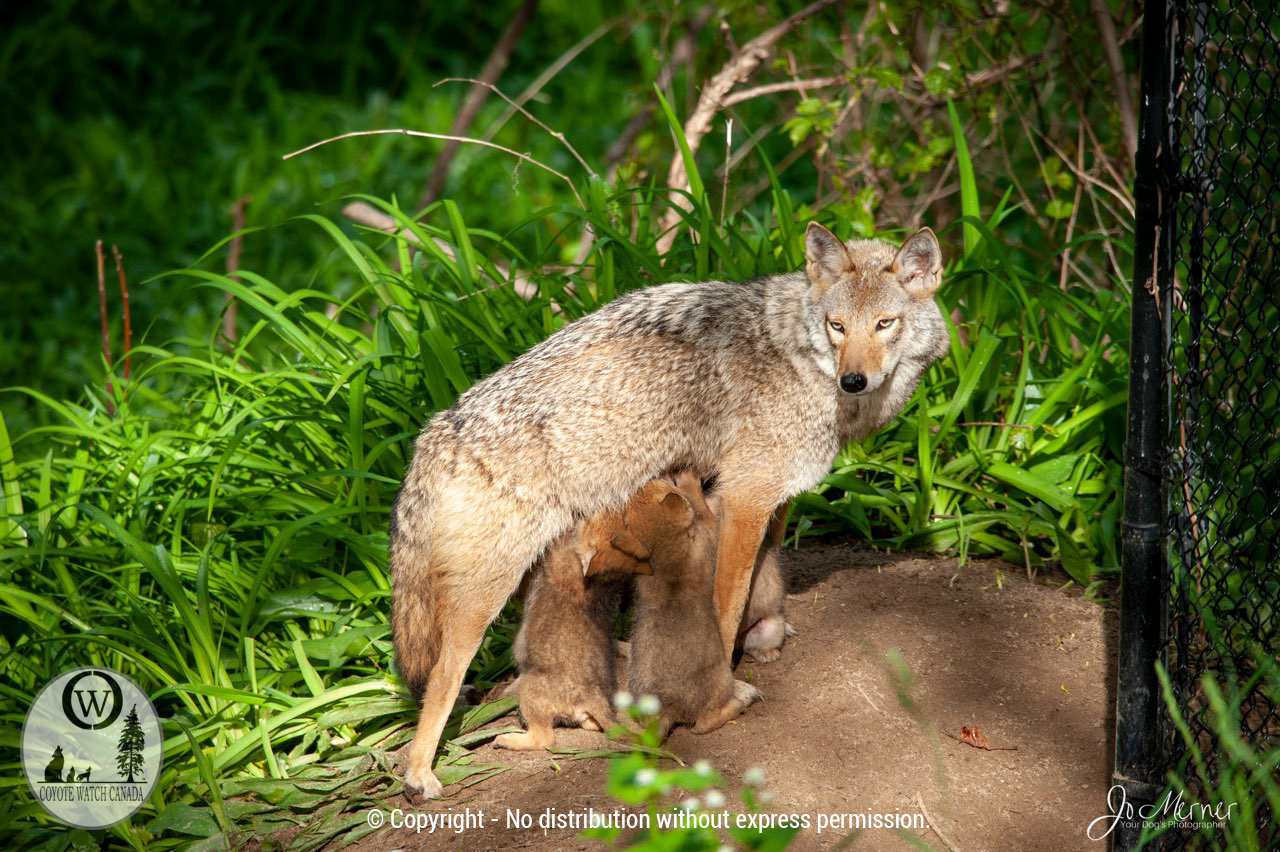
[693,759,713,776]
[704,789,726,809]
[612,691,634,710]
[634,768,657,786]
[636,694,661,716]
[759,791,774,805]
[743,766,765,786]
[680,797,700,812]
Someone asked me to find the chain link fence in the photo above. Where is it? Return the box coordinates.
[1162,0,1279,846]
[1119,1,1279,849]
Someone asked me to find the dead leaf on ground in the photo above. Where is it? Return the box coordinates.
[946,722,1018,751]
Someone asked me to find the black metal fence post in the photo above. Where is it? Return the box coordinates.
[1114,2,1174,849]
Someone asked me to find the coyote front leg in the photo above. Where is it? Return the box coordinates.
[713,494,775,659]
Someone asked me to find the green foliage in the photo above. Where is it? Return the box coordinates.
[592,696,800,850]
[0,164,1126,845]
[1145,661,1280,850]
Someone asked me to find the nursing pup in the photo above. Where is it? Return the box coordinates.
[625,471,762,738]
[493,494,655,751]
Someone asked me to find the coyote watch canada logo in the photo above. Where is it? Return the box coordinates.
[21,667,162,828]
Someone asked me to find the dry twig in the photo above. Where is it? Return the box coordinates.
[224,195,250,344]
[418,0,539,209]
[655,0,839,255]
[438,77,596,178]
[95,240,115,417]
[483,17,626,143]
[111,245,132,382]
[720,75,845,108]
[604,6,714,173]
[1088,0,1138,165]
[915,792,961,852]
[285,129,585,208]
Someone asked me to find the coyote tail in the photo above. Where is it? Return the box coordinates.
[390,480,442,703]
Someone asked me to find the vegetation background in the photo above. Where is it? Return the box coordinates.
[1,1,1266,849]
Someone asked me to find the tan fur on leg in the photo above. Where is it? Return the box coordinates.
[713,496,775,659]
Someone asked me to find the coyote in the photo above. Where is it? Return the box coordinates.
[493,486,658,751]
[391,222,948,798]
[626,470,762,737]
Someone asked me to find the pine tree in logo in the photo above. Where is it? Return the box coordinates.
[116,704,145,783]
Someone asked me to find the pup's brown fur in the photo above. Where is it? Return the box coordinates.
[494,506,652,751]
[626,471,762,738]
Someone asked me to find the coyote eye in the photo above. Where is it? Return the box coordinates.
[828,319,845,334]
[876,317,897,331]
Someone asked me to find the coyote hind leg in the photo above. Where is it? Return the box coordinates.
[402,564,518,801]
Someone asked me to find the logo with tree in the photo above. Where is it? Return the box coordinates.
[21,668,162,829]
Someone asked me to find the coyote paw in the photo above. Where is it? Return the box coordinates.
[745,647,782,663]
[494,729,553,751]
[741,615,789,662]
[732,679,763,707]
[403,765,444,803]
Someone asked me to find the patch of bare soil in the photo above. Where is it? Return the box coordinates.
[356,544,1117,851]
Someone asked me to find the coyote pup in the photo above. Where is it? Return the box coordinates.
[392,222,948,798]
[626,471,762,738]
[494,498,655,751]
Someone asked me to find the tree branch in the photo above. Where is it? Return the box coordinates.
[655,0,840,255]
[284,129,584,208]
[1088,0,1138,166]
[417,0,539,210]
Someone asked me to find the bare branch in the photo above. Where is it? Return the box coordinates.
[95,240,115,417]
[418,0,539,209]
[284,129,585,208]
[655,0,840,255]
[604,6,715,173]
[437,77,597,178]
[112,245,132,382]
[483,16,626,143]
[1089,0,1138,165]
[224,194,250,344]
[721,76,845,108]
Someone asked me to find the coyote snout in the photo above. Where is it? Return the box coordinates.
[839,372,868,394]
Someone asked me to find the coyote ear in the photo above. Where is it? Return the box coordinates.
[658,489,695,529]
[891,227,943,296]
[585,535,653,576]
[609,529,650,561]
[805,222,853,292]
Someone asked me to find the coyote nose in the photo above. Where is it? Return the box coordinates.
[840,372,867,393]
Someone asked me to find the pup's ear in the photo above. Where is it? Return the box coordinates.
[658,489,695,529]
[891,227,943,297]
[609,530,650,561]
[805,222,853,293]
[581,531,651,577]
[585,536,653,576]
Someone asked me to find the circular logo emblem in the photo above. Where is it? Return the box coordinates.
[21,667,163,828]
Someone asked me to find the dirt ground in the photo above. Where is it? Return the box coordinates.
[358,543,1117,851]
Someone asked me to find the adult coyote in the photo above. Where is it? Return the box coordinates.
[391,222,949,798]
